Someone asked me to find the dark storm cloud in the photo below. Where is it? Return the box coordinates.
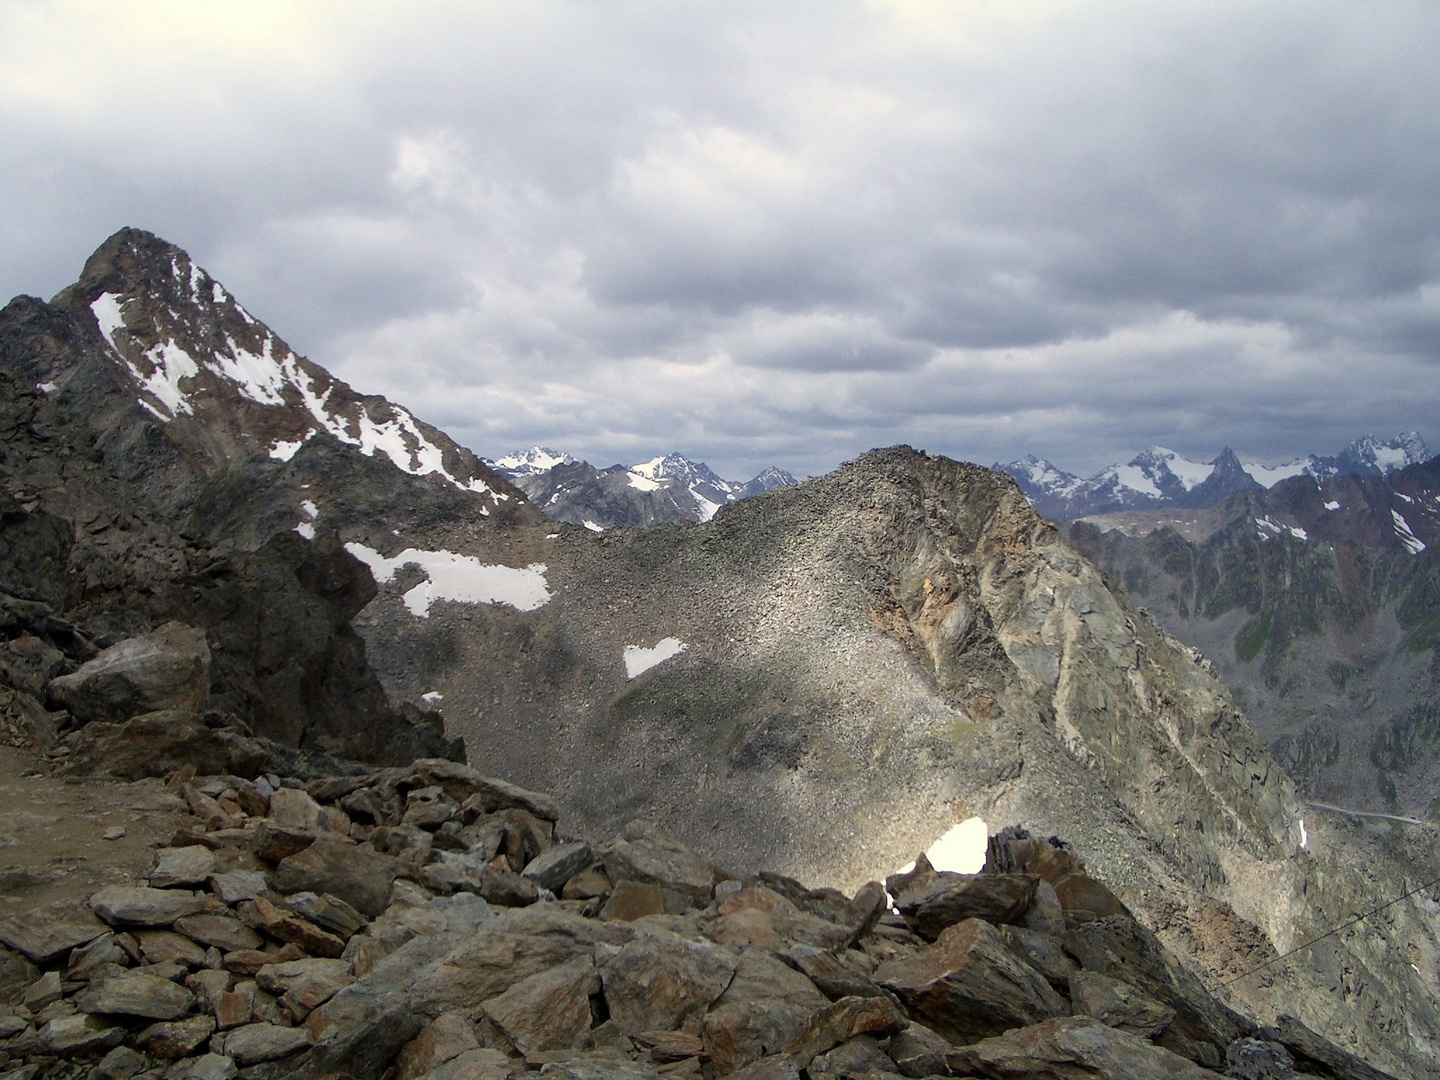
[1,1,1437,481]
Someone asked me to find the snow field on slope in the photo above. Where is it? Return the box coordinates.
[623,637,688,678]
[345,543,551,616]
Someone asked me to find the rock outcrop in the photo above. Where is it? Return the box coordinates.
[0,758,1398,1080]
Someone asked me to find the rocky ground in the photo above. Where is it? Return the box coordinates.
[0,737,1395,1080]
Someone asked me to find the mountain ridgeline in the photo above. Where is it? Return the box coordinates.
[0,228,1437,1075]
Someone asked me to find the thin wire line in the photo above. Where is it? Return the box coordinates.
[1222,873,1440,987]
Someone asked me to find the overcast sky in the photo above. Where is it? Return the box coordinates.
[2,2,1437,480]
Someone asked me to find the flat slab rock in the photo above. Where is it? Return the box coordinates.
[0,897,109,963]
[946,1014,1225,1078]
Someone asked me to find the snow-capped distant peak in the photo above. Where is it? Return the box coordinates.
[489,446,576,475]
[1136,446,1212,491]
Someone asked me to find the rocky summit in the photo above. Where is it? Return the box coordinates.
[0,230,1437,1077]
[0,756,1401,1080]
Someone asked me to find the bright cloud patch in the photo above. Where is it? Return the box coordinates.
[345,542,550,616]
[623,637,688,678]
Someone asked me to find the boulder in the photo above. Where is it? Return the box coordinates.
[874,918,1068,1042]
[522,840,594,892]
[703,947,828,1075]
[223,1021,313,1065]
[778,944,893,1003]
[135,1013,217,1059]
[253,819,318,862]
[781,995,908,1070]
[398,1012,481,1080]
[41,1012,126,1055]
[601,823,716,901]
[89,886,209,927]
[601,880,668,922]
[1069,970,1175,1039]
[148,845,218,888]
[236,896,347,958]
[710,886,851,952]
[539,1059,663,1080]
[268,787,330,832]
[945,1014,1224,1078]
[716,1057,801,1080]
[285,891,369,938]
[187,1054,241,1080]
[995,925,1080,991]
[887,1021,953,1078]
[391,758,560,821]
[60,709,270,781]
[75,969,196,1019]
[209,869,270,905]
[0,943,40,1002]
[135,929,209,967]
[0,897,110,963]
[893,873,1039,940]
[174,913,264,953]
[256,957,354,1019]
[1052,872,1132,922]
[479,956,600,1060]
[1273,1014,1401,1080]
[600,932,737,1035]
[271,832,397,918]
[47,621,210,724]
[808,1033,898,1078]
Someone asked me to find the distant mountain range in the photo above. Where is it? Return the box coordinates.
[486,447,796,530]
[997,432,1432,520]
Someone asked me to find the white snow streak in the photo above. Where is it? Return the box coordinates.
[1392,510,1426,554]
[269,434,312,462]
[1324,500,1341,511]
[627,471,662,491]
[345,542,550,617]
[1243,460,1310,487]
[582,520,605,533]
[295,522,316,540]
[623,637,688,679]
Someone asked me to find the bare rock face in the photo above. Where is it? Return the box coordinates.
[47,621,209,725]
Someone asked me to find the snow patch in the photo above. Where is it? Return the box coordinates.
[1243,460,1310,487]
[1288,525,1308,541]
[345,542,551,616]
[1150,447,1211,491]
[1111,464,1163,499]
[295,522,316,540]
[300,500,318,519]
[1397,492,1414,503]
[627,471,662,492]
[582,520,605,533]
[694,494,722,522]
[1324,500,1341,511]
[37,381,56,395]
[91,293,127,353]
[207,336,289,406]
[623,637,688,679]
[1392,511,1426,554]
[422,691,444,705]
[269,433,313,462]
[1299,818,1308,850]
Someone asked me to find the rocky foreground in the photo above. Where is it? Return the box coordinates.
[0,745,1395,1080]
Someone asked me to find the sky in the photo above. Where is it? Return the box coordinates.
[1,1,1438,481]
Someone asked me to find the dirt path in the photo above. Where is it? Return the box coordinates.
[0,745,188,910]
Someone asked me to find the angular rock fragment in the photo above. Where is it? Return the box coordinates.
[59,709,270,781]
[944,1014,1222,1078]
[174,913,264,953]
[223,1020,314,1064]
[601,823,716,901]
[208,869,270,906]
[480,956,600,1060]
[522,840,594,892]
[0,898,110,963]
[135,1013,216,1058]
[285,891,369,937]
[237,896,347,958]
[41,1011,126,1054]
[893,872,1038,940]
[256,957,354,1019]
[398,1011,481,1080]
[136,928,209,967]
[148,845,217,888]
[778,944,892,1003]
[600,932,737,1036]
[781,995,908,1070]
[601,880,667,922]
[1069,969,1175,1038]
[710,886,851,952]
[271,833,397,917]
[76,969,196,1019]
[874,917,1068,1042]
[887,1021,953,1078]
[89,885,209,926]
[251,820,316,862]
[808,1033,897,1077]
[47,621,210,725]
[703,947,828,1075]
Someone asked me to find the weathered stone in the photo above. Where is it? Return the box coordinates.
[60,709,270,782]
[222,1021,313,1064]
[95,1044,148,1079]
[216,984,256,1029]
[268,787,329,833]
[251,820,316,862]
[945,1015,1223,1078]
[41,1011,126,1054]
[722,1054,802,1080]
[711,886,851,953]
[403,785,458,829]
[995,925,1080,991]
[844,882,887,944]
[703,947,827,1075]
[562,865,612,901]
[0,898,109,962]
[894,873,1038,940]
[23,969,62,1010]
[539,1058,663,1080]
[67,931,129,980]
[147,845,218,889]
[186,967,233,1012]
[236,896,346,958]
[396,758,559,821]
[185,1053,240,1080]
[90,886,209,927]
[208,870,270,906]
[370,823,436,865]
[779,944,892,1003]
[174,913,264,953]
[887,1021,953,1078]
[808,1033,897,1078]
[75,969,196,1019]
[0,942,40,1002]
[47,621,210,724]
[782,995,908,1069]
[632,1028,706,1062]
[137,928,209,967]
[399,1012,482,1080]
[602,823,715,900]
[1226,1037,1301,1080]
[601,932,737,1036]
[284,892,368,938]
[601,880,667,922]
[271,833,396,918]
[1069,970,1176,1038]
[256,957,354,1019]
[1273,1013,1399,1080]
[1021,880,1066,936]
[1064,916,1249,1060]
[135,1013,216,1058]
[874,918,1068,1043]
[523,841,594,892]
[1053,872,1131,922]
[420,1046,520,1080]
[222,941,305,975]
[480,956,599,1060]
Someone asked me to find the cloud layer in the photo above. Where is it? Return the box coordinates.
[2,1,1437,478]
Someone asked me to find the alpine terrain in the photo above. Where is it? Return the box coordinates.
[0,229,1434,1078]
